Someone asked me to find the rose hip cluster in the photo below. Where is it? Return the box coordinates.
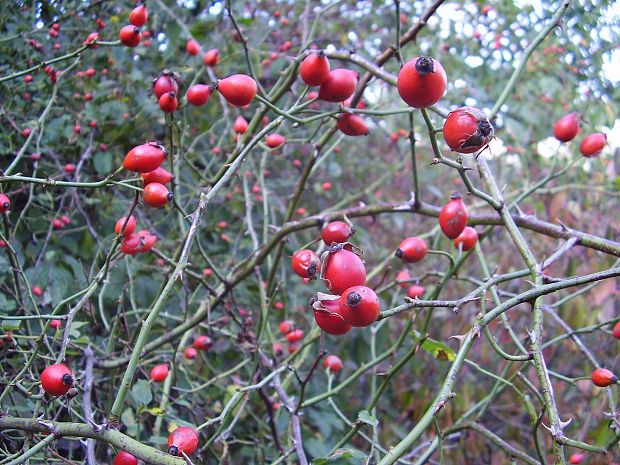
[553,112,607,157]
[290,221,379,335]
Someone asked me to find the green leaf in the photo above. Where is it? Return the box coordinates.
[93,152,113,175]
[131,379,153,405]
[421,339,456,362]
[146,407,166,416]
[357,410,378,427]
[312,448,366,464]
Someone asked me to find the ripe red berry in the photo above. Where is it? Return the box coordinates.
[553,112,581,142]
[322,221,353,245]
[186,84,211,106]
[186,38,200,56]
[439,193,468,239]
[153,73,179,99]
[168,426,199,456]
[60,215,71,225]
[612,321,620,339]
[337,114,369,136]
[568,454,584,465]
[340,285,380,327]
[193,335,212,350]
[312,293,351,336]
[50,319,62,330]
[265,134,286,148]
[322,182,332,191]
[300,52,331,86]
[84,32,99,48]
[286,329,304,343]
[395,270,411,288]
[123,143,166,173]
[119,25,142,47]
[279,320,294,335]
[115,216,137,237]
[21,127,31,138]
[397,56,447,108]
[591,368,616,387]
[150,364,169,382]
[324,354,343,373]
[135,230,157,253]
[0,194,10,213]
[129,3,148,27]
[322,246,366,295]
[52,218,64,230]
[407,285,425,299]
[64,163,76,174]
[395,237,427,263]
[291,249,321,279]
[318,69,358,103]
[203,48,220,67]
[113,451,138,465]
[33,286,43,296]
[217,74,257,107]
[141,166,173,186]
[40,363,73,396]
[443,107,494,154]
[233,116,249,134]
[454,226,478,251]
[159,92,178,113]
[24,74,33,83]
[579,133,606,157]
[143,182,173,208]
[184,347,198,360]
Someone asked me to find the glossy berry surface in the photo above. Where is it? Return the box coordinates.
[337,114,369,136]
[265,133,286,148]
[579,133,606,157]
[324,354,343,373]
[443,107,494,154]
[217,74,257,107]
[168,426,199,456]
[300,52,331,86]
[186,39,200,56]
[129,3,148,27]
[0,194,10,213]
[184,347,198,359]
[339,285,380,327]
[321,221,353,245]
[186,84,211,106]
[322,246,366,295]
[203,49,220,67]
[40,363,73,396]
[150,364,169,382]
[115,216,137,237]
[113,451,138,465]
[141,167,173,186]
[397,56,447,108]
[313,295,352,335]
[153,74,179,99]
[193,335,212,350]
[291,249,321,279]
[119,25,141,47]
[159,92,178,113]
[439,193,468,239]
[395,236,427,263]
[143,182,172,208]
[453,227,478,251]
[591,368,616,387]
[407,285,425,299]
[123,143,166,173]
[553,112,581,142]
[318,69,358,102]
